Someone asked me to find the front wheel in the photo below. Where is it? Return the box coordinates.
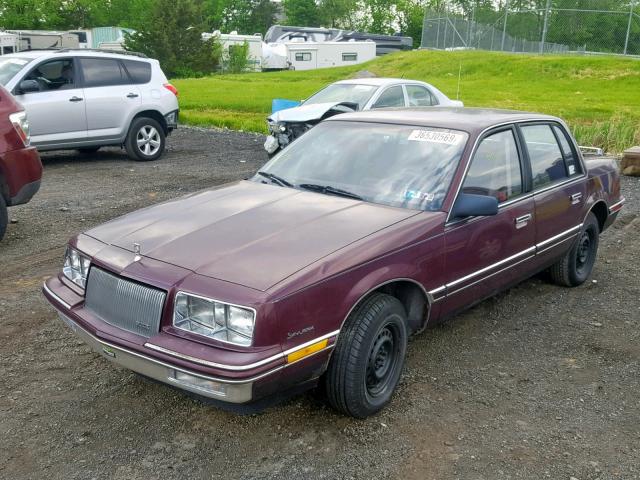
[549,212,600,286]
[325,293,408,418]
[125,117,166,161]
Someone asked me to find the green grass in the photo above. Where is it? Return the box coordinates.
[174,50,640,152]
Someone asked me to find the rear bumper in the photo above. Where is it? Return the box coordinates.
[1,146,42,205]
[165,110,179,130]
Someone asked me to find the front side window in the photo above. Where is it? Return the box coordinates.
[79,58,128,88]
[256,121,468,211]
[24,59,75,91]
[406,85,436,106]
[371,86,405,109]
[462,129,522,203]
[294,52,312,61]
[521,124,568,188]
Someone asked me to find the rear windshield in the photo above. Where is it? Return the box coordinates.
[122,59,151,84]
[257,121,468,211]
[0,57,30,86]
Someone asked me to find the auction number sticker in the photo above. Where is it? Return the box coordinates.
[408,130,462,145]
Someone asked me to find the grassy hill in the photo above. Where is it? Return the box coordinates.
[174,50,640,152]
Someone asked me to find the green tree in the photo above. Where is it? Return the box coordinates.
[0,0,62,29]
[125,0,221,77]
[283,0,321,26]
[319,0,359,28]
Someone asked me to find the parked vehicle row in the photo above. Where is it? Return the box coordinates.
[43,107,624,417]
[0,49,179,161]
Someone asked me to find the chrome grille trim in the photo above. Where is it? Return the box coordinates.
[85,267,166,338]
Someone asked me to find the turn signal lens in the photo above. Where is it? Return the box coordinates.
[286,339,328,363]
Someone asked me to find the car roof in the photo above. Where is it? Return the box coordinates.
[326,107,562,133]
[333,78,428,87]
[2,50,150,62]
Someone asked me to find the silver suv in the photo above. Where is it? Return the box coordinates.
[0,49,179,161]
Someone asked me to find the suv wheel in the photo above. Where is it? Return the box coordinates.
[325,293,408,418]
[0,195,8,241]
[125,117,166,161]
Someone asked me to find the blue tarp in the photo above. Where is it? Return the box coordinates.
[271,99,301,114]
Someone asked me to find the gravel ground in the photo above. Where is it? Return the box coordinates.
[1,127,639,480]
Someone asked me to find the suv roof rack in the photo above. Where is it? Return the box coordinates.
[54,48,148,58]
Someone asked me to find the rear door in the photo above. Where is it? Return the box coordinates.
[14,57,87,145]
[442,126,536,315]
[79,57,141,140]
[518,122,586,262]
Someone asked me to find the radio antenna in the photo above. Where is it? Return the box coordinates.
[456,61,462,100]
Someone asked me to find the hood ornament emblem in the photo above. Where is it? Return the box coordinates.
[133,242,141,262]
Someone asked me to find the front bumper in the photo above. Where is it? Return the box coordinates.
[57,311,255,402]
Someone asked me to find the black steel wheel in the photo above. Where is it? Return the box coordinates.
[325,292,408,418]
[549,212,600,287]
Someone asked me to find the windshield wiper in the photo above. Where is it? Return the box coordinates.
[298,183,363,201]
[257,171,293,187]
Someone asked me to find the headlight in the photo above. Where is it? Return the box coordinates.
[63,246,91,289]
[173,292,255,346]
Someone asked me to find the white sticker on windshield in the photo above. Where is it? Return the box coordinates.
[408,130,462,145]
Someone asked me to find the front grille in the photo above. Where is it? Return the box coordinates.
[85,267,166,338]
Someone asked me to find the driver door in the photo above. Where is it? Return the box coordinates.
[442,126,536,316]
[14,57,87,146]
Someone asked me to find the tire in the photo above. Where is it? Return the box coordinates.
[549,212,600,287]
[125,117,166,162]
[0,195,7,241]
[77,146,100,154]
[325,293,408,418]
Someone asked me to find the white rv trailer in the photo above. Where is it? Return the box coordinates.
[283,40,376,71]
[0,32,19,55]
[202,31,263,72]
[6,30,79,51]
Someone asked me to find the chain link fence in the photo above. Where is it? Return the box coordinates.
[421,3,640,56]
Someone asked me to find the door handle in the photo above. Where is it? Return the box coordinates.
[69,96,83,102]
[570,192,583,205]
[126,93,139,98]
[515,214,532,229]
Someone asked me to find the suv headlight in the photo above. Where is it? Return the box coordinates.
[63,246,91,289]
[173,292,255,346]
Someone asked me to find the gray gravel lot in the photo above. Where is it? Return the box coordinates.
[1,127,639,480]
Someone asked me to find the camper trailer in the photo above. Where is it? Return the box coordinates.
[7,30,79,51]
[282,41,376,71]
[0,32,19,54]
[203,31,263,72]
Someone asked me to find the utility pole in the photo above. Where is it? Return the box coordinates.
[540,0,552,54]
[624,1,635,55]
[501,0,510,51]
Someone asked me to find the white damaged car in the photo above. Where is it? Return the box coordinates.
[264,78,463,155]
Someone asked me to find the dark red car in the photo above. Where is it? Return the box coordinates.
[0,85,42,240]
[43,108,624,418]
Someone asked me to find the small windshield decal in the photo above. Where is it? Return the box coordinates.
[404,190,435,201]
[408,130,462,145]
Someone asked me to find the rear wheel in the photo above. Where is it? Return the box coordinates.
[549,212,600,286]
[0,195,8,241]
[325,293,408,418]
[125,117,166,161]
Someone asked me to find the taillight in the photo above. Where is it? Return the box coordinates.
[163,83,178,96]
[9,111,30,146]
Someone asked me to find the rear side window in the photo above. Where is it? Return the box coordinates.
[122,60,151,84]
[521,124,568,188]
[371,86,405,109]
[79,58,128,87]
[552,125,581,176]
[462,129,522,203]
[406,85,436,106]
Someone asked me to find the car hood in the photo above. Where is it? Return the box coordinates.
[268,102,356,123]
[85,181,419,291]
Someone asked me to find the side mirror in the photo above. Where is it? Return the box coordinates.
[17,79,40,94]
[452,193,499,218]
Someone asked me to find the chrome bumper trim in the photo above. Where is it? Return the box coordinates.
[144,329,340,371]
[57,313,283,403]
[43,282,73,309]
[609,198,625,213]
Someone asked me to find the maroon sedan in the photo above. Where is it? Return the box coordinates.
[43,108,623,418]
[0,85,42,240]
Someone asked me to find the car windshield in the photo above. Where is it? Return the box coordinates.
[255,121,468,211]
[304,84,378,109]
[0,57,30,86]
